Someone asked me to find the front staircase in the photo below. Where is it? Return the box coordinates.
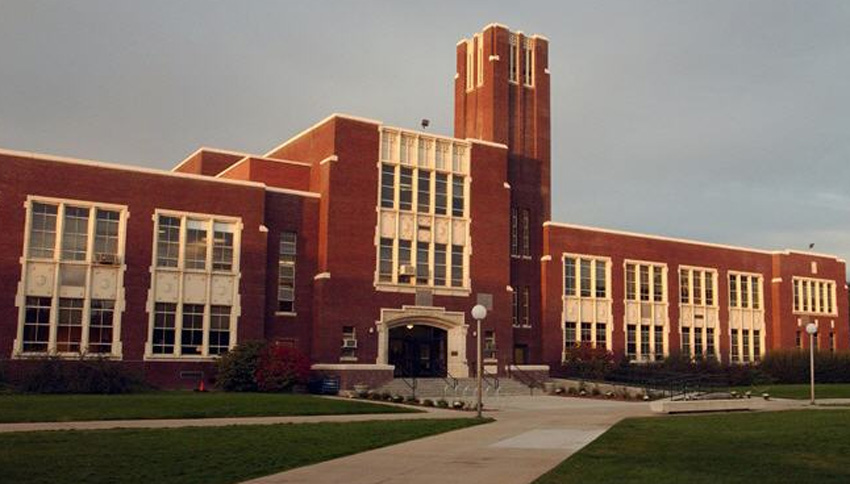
[374,376,539,399]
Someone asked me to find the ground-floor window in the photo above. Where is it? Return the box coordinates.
[730,328,762,363]
[564,321,608,350]
[626,323,664,361]
[150,303,233,358]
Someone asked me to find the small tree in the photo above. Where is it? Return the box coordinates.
[254,345,311,392]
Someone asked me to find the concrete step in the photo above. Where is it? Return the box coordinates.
[374,377,539,398]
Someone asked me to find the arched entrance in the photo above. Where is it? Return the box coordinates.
[388,324,447,377]
[376,306,470,377]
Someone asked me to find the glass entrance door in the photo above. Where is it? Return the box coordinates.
[388,325,447,377]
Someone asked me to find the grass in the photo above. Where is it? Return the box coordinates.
[0,392,416,423]
[535,409,850,484]
[732,383,850,400]
[0,418,488,484]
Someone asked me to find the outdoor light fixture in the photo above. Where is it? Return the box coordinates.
[806,322,818,405]
[471,304,487,418]
[406,323,414,330]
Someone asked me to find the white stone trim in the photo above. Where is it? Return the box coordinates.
[544,221,844,260]
[265,187,321,199]
[263,113,381,158]
[0,148,264,190]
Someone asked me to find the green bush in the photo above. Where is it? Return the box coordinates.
[761,350,850,384]
[560,343,617,380]
[19,357,145,394]
[215,341,267,392]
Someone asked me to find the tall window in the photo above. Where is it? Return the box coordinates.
[149,211,240,358]
[466,39,474,90]
[521,209,530,256]
[564,321,576,346]
[417,171,431,213]
[508,33,519,83]
[452,176,464,217]
[522,38,533,86]
[434,243,447,286]
[521,286,530,326]
[512,291,519,327]
[435,173,448,215]
[278,232,297,313]
[19,199,125,356]
[510,207,519,256]
[476,34,484,87]
[451,245,464,288]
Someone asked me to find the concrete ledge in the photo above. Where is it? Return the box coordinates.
[650,399,768,414]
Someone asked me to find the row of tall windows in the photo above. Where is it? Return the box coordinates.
[679,268,716,306]
[563,256,609,298]
[793,278,836,315]
[508,33,534,86]
[625,262,666,302]
[729,273,761,310]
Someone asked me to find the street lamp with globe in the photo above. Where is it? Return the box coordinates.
[471,304,487,418]
[806,322,818,405]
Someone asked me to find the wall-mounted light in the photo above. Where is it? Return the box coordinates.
[406,323,414,330]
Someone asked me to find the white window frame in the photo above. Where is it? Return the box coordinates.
[792,276,837,316]
[146,209,241,360]
[15,196,128,358]
[374,128,472,296]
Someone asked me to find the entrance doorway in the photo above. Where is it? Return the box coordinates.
[388,325,447,377]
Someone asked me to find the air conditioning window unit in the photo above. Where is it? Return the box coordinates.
[342,338,358,349]
[96,253,118,265]
[399,264,415,276]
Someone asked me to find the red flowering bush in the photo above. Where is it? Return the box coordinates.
[254,345,311,392]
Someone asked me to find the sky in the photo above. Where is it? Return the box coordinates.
[1,1,849,275]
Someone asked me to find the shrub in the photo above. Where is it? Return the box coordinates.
[422,399,434,407]
[254,345,311,392]
[761,350,850,384]
[215,341,267,392]
[19,357,144,394]
[561,343,617,380]
[436,398,449,408]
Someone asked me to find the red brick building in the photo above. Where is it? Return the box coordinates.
[1,24,846,388]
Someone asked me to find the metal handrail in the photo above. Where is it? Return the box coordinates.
[482,368,499,391]
[508,364,543,395]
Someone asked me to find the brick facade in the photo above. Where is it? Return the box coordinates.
[0,23,846,388]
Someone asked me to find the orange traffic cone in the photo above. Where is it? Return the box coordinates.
[197,380,206,392]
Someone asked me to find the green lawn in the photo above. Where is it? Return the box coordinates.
[0,392,416,423]
[732,383,850,400]
[0,418,487,484]
[536,410,850,484]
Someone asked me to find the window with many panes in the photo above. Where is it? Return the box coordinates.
[564,256,609,299]
[278,232,297,313]
[376,129,470,293]
[679,267,717,306]
[18,198,126,357]
[792,277,837,315]
[625,262,666,302]
[149,211,239,358]
[728,272,762,310]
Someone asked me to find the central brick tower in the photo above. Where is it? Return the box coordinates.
[455,24,551,363]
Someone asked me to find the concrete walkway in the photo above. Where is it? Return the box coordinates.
[244,396,655,484]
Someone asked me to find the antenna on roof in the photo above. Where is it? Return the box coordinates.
[420,119,430,130]
[809,243,815,250]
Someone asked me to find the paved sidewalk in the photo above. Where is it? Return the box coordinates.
[0,405,462,434]
[243,396,655,484]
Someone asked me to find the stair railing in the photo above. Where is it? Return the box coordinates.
[507,364,544,396]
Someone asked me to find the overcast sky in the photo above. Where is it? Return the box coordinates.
[2,1,849,274]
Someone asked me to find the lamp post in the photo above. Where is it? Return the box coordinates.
[471,304,488,418]
[806,322,818,405]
